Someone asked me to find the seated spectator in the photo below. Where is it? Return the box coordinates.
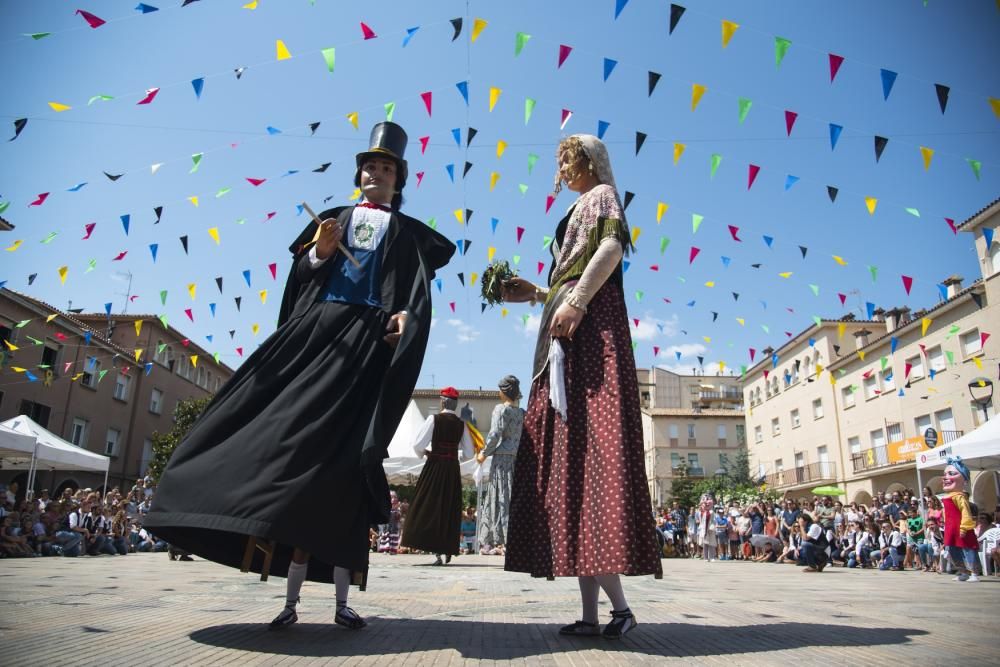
[752,542,778,563]
[109,510,129,555]
[798,513,829,573]
[919,518,942,572]
[778,524,802,563]
[459,507,476,554]
[876,520,903,571]
[830,524,849,565]
[1,515,35,557]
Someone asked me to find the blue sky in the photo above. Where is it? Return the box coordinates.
[2,1,998,392]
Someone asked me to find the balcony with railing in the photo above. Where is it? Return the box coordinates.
[763,462,837,490]
[672,466,706,478]
[697,390,744,402]
[851,431,963,474]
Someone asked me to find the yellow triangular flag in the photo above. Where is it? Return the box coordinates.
[919,146,934,171]
[673,143,686,165]
[974,356,983,369]
[496,140,507,158]
[631,226,642,245]
[470,272,479,286]
[190,355,198,368]
[188,196,199,207]
[5,240,22,252]
[259,289,268,304]
[721,20,740,47]
[989,97,1000,120]
[134,320,143,337]
[718,360,726,372]
[691,84,707,111]
[857,350,866,361]
[350,188,361,200]
[815,363,824,376]
[489,86,501,111]
[4,339,18,351]
[242,0,257,8]
[454,209,464,224]
[490,172,500,191]
[865,196,878,215]
[829,372,837,386]
[779,271,792,278]
[736,318,745,326]
[276,39,292,60]
[471,18,488,42]
[832,255,847,266]
[188,283,197,300]
[347,112,359,130]
[837,323,846,339]
[501,308,508,318]
[921,317,932,336]
[71,373,84,381]
[703,336,711,343]
[58,266,68,284]
[134,349,143,362]
[656,202,669,222]
[45,314,57,323]
[208,227,220,244]
[48,102,71,112]
[705,281,715,287]
[488,246,496,262]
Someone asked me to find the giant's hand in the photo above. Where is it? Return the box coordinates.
[501,277,538,303]
[315,219,345,260]
[549,302,584,339]
[384,311,407,348]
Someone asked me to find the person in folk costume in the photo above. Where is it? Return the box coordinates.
[400,387,475,564]
[144,121,455,630]
[476,375,525,555]
[696,493,719,562]
[941,456,980,582]
[501,134,662,640]
[377,491,401,554]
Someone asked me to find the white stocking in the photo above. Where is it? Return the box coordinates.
[577,576,600,624]
[334,566,351,609]
[285,560,308,607]
[595,574,629,612]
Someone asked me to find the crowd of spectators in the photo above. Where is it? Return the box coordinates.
[0,476,183,559]
[655,487,1000,579]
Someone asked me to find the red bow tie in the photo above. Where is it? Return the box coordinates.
[357,201,391,212]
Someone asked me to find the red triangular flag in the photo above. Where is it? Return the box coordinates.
[981,332,991,347]
[268,263,277,280]
[749,348,756,362]
[449,302,455,312]
[901,275,913,295]
[416,172,424,187]
[828,53,844,82]
[82,223,96,240]
[420,91,432,116]
[419,136,430,154]
[904,362,912,379]
[360,22,376,39]
[747,164,760,190]
[727,225,741,242]
[76,9,106,28]
[112,250,128,261]
[784,110,798,136]
[633,318,640,328]
[689,246,701,264]
[560,108,572,128]
[236,347,243,357]
[137,88,160,105]
[545,194,556,213]
[650,264,659,271]
[558,44,572,68]
[184,308,194,322]
[29,192,49,206]
[537,262,545,275]
[838,293,847,306]
[763,370,770,380]
[246,177,266,187]
[264,211,276,221]
[945,218,957,235]
[653,346,660,357]
[516,226,525,243]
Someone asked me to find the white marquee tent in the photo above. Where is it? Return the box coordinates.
[0,415,111,496]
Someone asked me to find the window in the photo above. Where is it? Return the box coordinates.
[848,436,861,455]
[934,408,956,433]
[812,398,824,419]
[771,417,781,436]
[105,428,121,457]
[735,424,746,446]
[82,358,101,388]
[140,439,154,476]
[880,368,895,392]
[196,366,206,388]
[775,458,784,473]
[869,428,886,449]
[790,409,801,428]
[841,386,856,409]
[960,329,982,357]
[153,339,166,365]
[914,415,932,439]
[926,346,945,372]
[165,346,175,372]
[670,453,682,469]
[19,400,51,428]
[41,344,60,372]
[863,374,879,400]
[149,388,163,415]
[886,422,903,443]
[687,424,695,439]
[687,453,700,469]
[754,425,763,443]
[905,355,924,381]
[717,424,727,439]
[70,418,88,447]
[668,424,678,439]
[794,452,805,469]
[113,372,131,401]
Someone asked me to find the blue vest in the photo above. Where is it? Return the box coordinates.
[318,245,384,307]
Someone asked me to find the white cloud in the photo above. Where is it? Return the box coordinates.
[655,361,729,377]
[522,313,542,337]
[629,312,680,341]
[660,343,708,359]
[446,318,480,344]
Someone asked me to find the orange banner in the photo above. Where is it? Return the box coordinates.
[887,436,927,464]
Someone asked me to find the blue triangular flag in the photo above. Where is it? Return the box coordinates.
[67,182,87,192]
[614,0,629,19]
[897,388,905,397]
[675,351,682,360]
[929,368,937,380]
[451,128,461,146]
[284,170,299,177]
[456,239,465,254]
[209,303,216,317]
[84,332,92,346]
[808,338,816,347]
[242,269,251,287]
[490,217,499,233]
[763,235,774,248]
[265,126,282,135]
[784,175,799,191]
[597,120,610,140]
[144,362,153,376]
[622,260,630,273]
[191,77,204,100]
[445,164,455,182]
[760,300,768,309]
[721,256,731,268]
[686,300,695,307]
[295,204,304,216]
[402,26,419,47]
[25,371,38,382]
[455,81,469,106]
[829,123,842,150]
[880,68,897,100]
[603,58,618,82]
[937,284,948,301]
[206,335,214,343]
[866,302,875,319]
[135,3,159,12]
[120,214,130,235]
[985,228,995,248]
[434,278,442,292]
[104,302,112,316]
[149,243,158,262]
[890,337,898,353]
[772,353,779,368]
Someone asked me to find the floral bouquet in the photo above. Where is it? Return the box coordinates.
[480,260,516,307]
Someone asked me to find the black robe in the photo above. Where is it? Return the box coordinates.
[145,206,454,583]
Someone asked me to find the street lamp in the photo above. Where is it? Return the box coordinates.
[969,377,994,423]
[714,467,728,480]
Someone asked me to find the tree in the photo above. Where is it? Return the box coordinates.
[148,396,211,482]
[730,447,752,486]
[667,460,699,510]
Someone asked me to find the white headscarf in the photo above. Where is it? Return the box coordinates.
[573,134,617,191]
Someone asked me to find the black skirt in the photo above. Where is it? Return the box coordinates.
[399,458,462,555]
[145,300,392,583]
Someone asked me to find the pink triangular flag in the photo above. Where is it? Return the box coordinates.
[420,91,432,116]
[633,318,640,328]
[246,177,266,186]
[537,262,545,275]
[264,212,276,221]
[560,108,572,129]
[828,53,844,82]
[662,298,672,304]
[901,275,913,295]
[838,293,847,306]
[763,370,770,380]
[419,136,430,154]
[558,44,572,68]
[747,164,760,190]
[650,264,659,271]
[749,348,756,362]
[82,222,96,239]
[545,194,556,213]
[184,308,194,322]
[904,362,912,379]
[236,347,243,357]
[112,251,128,261]
[360,22,376,39]
[945,218,957,235]
[653,346,660,357]
[981,332,991,347]
[516,226,525,243]
[449,302,456,312]
[29,192,49,206]
[137,88,160,105]
[268,263,277,280]
[416,171,424,187]
[689,246,701,264]
[784,110,798,136]
[76,9,106,28]
[727,225,741,242]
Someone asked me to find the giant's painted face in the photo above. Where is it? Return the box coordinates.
[942,464,966,493]
[699,493,715,513]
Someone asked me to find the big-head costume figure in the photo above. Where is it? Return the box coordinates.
[941,456,980,582]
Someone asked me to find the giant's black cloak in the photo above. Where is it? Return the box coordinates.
[145,206,454,583]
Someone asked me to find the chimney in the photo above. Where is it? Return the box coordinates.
[884,308,901,333]
[942,274,964,299]
[872,307,886,322]
[853,328,872,350]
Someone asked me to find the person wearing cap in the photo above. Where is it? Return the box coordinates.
[145,121,455,630]
[475,375,525,555]
[400,387,475,565]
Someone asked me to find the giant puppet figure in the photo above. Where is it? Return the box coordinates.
[146,122,455,628]
[941,456,980,582]
[696,492,718,562]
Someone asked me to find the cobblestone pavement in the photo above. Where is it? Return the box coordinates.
[2,552,998,665]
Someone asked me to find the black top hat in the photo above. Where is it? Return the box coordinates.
[356,121,408,168]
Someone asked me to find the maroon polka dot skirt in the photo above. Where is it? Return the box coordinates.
[505,283,663,579]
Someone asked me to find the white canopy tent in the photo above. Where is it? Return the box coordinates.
[0,415,111,498]
[916,417,1000,514]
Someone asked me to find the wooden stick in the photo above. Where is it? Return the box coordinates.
[301,201,361,268]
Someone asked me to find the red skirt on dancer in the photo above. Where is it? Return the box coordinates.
[504,282,662,579]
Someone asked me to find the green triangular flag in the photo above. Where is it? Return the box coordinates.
[87,94,114,105]
[213,352,221,364]
[709,154,722,179]
[966,158,981,180]
[160,290,168,305]
[812,315,822,326]
[737,97,752,123]
[427,217,437,230]
[774,36,791,68]
[524,98,536,125]
[27,32,51,40]
[27,336,44,346]
[677,276,686,283]
[905,207,920,217]
[157,343,167,354]
[838,369,847,376]
[235,217,246,225]
[527,153,539,174]
[945,350,954,365]
[15,320,31,328]
[692,214,703,234]
[868,265,878,283]
[635,290,644,302]
[880,356,888,370]
[521,314,530,325]
[190,153,203,173]
[384,102,395,121]
[740,365,747,378]
[85,259,97,273]
[512,254,521,265]
[761,325,770,334]
[97,370,109,384]
[0,201,9,214]
[514,32,531,56]
[809,284,819,296]
[518,184,528,196]
[216,187,232,198]
[660,237,670,253]
[321,47,335,72]
[542,236,553,249]
[631,341,638,351]
[40,232,58,244]
[159,314,169,329]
